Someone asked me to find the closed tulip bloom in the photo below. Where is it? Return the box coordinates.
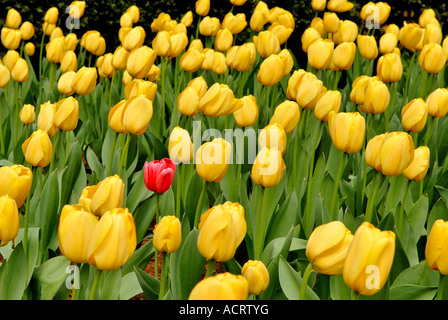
[379,33,398,54]
[269,100,300,134]
[6,8,21,29]
[199,17,221,37]
[257,54,285,86]
[241,260,270,295]
[253,30,280,58]
[189,273,249,300]
[58,204,99,263]
[57,71,76,96]
[308,39,334,70]
[195,0,210,16]
[312,0,327,11]
[333,20,358,44]
[143,158,176,194]
[72,67,98,95]
[323,12,340,34]
[78,185,96,212]
[22,129,53,167]
[279,49,294,76]
[419,43,446,74]
[361,79,390,114]
[311,17,326,37]
[108,100,128,134]
[0,165,32,209]
[122,26,146,51]
[177,86,200,117]
[0,195,19,246]
[69,1,86,19]
[357,35,378,60]
[419,8,436,28]
[423,23,442,46]
[426,219,448,275]
[402,146,429,182]
[64,33,78,52]
[400,22,425,52]
[249,1,270,32]
[251,147,286,188]
[180,48,205,73]
[332,42,356,70]
[81,30,101,54]
[188,76,208,99]
[233,95,258,127]
[225,43,256,72]
[231,0,247,5]
[87,208,137,271]
[350,75,376,105]
[365,133,386,171]
[3,49,20,72]
[196,138,232,182]
[189,39,204,52]
[201,48,215,71]
[20,21,35,40]
[374,131,415,176]
[301,27,322,53]
[287,70,325,109]
[93,37,106,57]
[360,2,390,25]
[327,0,354,12]
[328,111,365,153]
[124,79,157,101]
[0,65,11,88]
[120,13,133,28]
[306,221,353,275]
[50,27,64,42]
[169,32,189,58]
[37,101,57,137]
[315,90,342,122]
[19,104,35,125]
[343,222,395,296]
[427,88,448,118]
[46,37,65,64]
[199,83,242,117]
[90,175,125,217]
[60,50,77,73]
[122,70,133,85]
[153,215,182,253]
[97,53,115,79]
[153,31,172,57]
[1,28,22,51]
[197,203,246,262]
[126,46,156,79]
[376,52,403,83]
[169,126,194,164]
[215,29,233,52]
[54,97,79,131]
[23,42,34,57]
[222,13,247,35]
[180,11,193,27]
[259,123,287,155]
[211,51,227,75]
[122,95,153,135]
[401,98,428,133]
[146,65,161,82]
[44,7,59,24]
[112,46,129,71]
[268,23,293,45]
[42,22,56,36]
[125,5,140,23]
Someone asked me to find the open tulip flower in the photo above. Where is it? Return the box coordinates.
[143,158,176,194]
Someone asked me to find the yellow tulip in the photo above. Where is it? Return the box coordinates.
[199,83,242,117]
[188,272,249,300]
[222,13,247,35]
[343,222,395,296]
[241,260,270,295]
[89,175,125,217]
[153,31,172,57]
[6,8,22,29]
[306,221,353,275]
[3,49,20,72]
[253,30,280,58]
[124,79,157,101]
[195,138,232,182]
[58,204,99,263]
[361,79,390,114]
[328,111,365,154]
[0,65,11,88]
[60,50,77,73]
[249,1,270,32]
[69,1,86,19]
[153,215,182,253]
[37,101,57,137]
[177,86,199,117]
[376,52,403,83]
[146,65,161,82]
[97,53,115,79]
[54,97,79,132]
[427,88,448,118]
[270,100,300,134]
[323,12,340,34]
[307,39,334,70]
[0,165,33,209]
[211,51,228,75]
[268,23,293,45]
[189,39,204,52]
[44,7,59,24]
[379,33,398,54]
[71,67,98,95]
[195,0,210,16]
[180,11,193,27]
[402,146,430,182]
[108,100,128,134]
[301,27,322,53]
[350,75,376,106]
[419,8,436,28]
[401,98,428,133]
[327,0,354,12]
[225,42,256,72]
[426,219,448,275]
[112,46,129,71]
[22,129,53,167]
[251,147,286,188]
[0,195,19,246]
[230,0,247,5]
[215,28,234,52]
[315,90,342,122]
[122,96,153,135]
[19,104,36,125]
[199,17,221,37]
[258,123,287,155]
[332,20,358,44]
[287,69,325,110]
[422,23,442,45]
[188,76,208,99]
[57,71,76,96]
[120,13,133,28]
[233,95,259,127]
[11,57,28,83]
[357,35,379,60]
[78,185,97,212]
[332,42,356,70]
[312,0,327,11]
[169,32,189,58]
[122,26,146,51]
[20,21,35,41]
[169,126,194,164]
[257,54,284,86]
[311,17,326,37]
[400,22,425,52]
[87,208,137,271]
[126,46,156,79]
[180,48,205,73]
[418,43,447,74]
[125,5,139,23]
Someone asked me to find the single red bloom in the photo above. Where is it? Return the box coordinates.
[143,158,176,194]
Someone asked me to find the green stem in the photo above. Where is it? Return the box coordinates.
[65,131,71,163]
[305,121,323,212]
[118,133,131,178]
[194,180,207,229]
[204,259,216,278]
[403,51,416,104]
[49,62,56,93]
[436,274,448,300]
[39,25,47,83]
[49,130,61,172]
[88,267,102,300]
[330,151,346,221]
[364,172,384,223]
[159,252,168,300]
[23,184,32,254]
[351,291,359,300]
[108,131,118,176]
[299,263,314,300]
[423,116,435,147]
[397,179,410,235]
[254,184,265,260]
[0,93,4,155]
[161,57,168,133]
[176,164,181,219]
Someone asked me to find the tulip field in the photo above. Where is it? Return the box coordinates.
[1,0,448,302]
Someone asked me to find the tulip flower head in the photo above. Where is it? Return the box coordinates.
[143,158,176,194]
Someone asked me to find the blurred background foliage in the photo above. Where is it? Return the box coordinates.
[0,0,447,68]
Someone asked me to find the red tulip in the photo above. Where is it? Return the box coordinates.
[143,158,176,194]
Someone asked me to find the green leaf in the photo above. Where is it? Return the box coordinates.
[126,170,154,213]
[30,256,71,300]
[408,194,428,241]
[134,266,160,300]
[85,146,105,180]
[278,256,319,300]
[0,243,28,300]
[330,275,352,300]
[99,269,122,300]
[133,197,157,244]
[60,140,82,209]
[119,272,143,300]
[122,239,155,277]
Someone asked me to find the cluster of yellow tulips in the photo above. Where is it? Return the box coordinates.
[1,0,448,302]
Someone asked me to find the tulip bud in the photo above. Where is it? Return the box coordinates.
[361,79,390,114]
[343,222,395,296]
[249,1,270,32]
[201,48,215,71]
[6,8,22,29]
[306,221,353,275]
[120,13,133,28]
[188,76,208,99]
[199,83,242,117]
[443,36,448,60]
[0,65,11,88]
[332,20,358,44]
[146,65,161,82]
[323,12,340,34]
[126,46,156,79]
[72,67,98,96]
[90,175,125,217]
[50,27,64,42]
[360,2,390,25]
[60,50,77,73]
[189,273,249,300]
[44,7,59,24]
[287,69,325,109]
[327,0,354,12]
[124,79,157,101]
[54,97,79,131]
[197,202,246,262]
[22,129,53,167]
[180,48,206,73]
[78,185,96,212]
[0,165,33,208]
[379,32,398,54]
[169,126,194,164]
[46,37,65,64]
[97,53,115,78]
[308,39,334,70]
[269,100,300,134]
[199,16,221,37]
[215,28,234,52]
[1,27,22,51]
[401,98,428,133]
[257,54,285,86]
[177,86,200,117]
[112,46,129,71]
[122,70,133,85]
[253,30,280,58]
[69,1,86,19]
[376,52,403,83]
[24,42,35,57]
[259,123,287,155]
[20,104,36,125]
[57,71,76,96]
[332,42,356,70]
[20,21,35,40]
[268,23,293,45]
[350,75,376,106]
[402,146,430,182]
[169,32,189,58]
[427,88,448,118]
[279,49,294,76]
[315,90,342,122]
[301,27,322,53]
[122,26,146,51]
[422,23,442,46]
[251,147,286,188]
[108,100,128,134]
[122,95,153,135]
[195,138,232,182]
[400,22,425,52]
[195,0,210,16]
[418,43,447,74]
[58,204,99,263]
[180,11,193,27]
[143,158,176,194]
[233,95,259,127]
[241,260,270,295]
[0,195,19,246]
[87,207,137,271]
[357,35,378,60]
[153,215,182,253]
[225,42,256,72]
[37,101,57,137]
[222,13,247,35]
[211,51,228,75]
[189,39,204,52]
[328,111,365,154]
[153,31,172,57]
[426,219,448,275]
[42,22,56,36]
